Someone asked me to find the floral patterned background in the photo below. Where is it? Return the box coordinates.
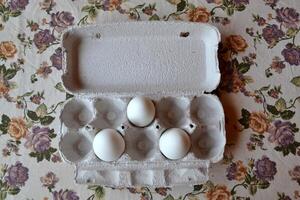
[0,0,299,199]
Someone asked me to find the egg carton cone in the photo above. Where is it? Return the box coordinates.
[58,21,226,187]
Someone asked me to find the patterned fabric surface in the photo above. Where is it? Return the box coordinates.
[0,0,299,199]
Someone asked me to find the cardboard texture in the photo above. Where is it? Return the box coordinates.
[59,22,226,187]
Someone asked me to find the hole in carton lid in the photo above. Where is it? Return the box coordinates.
[180,32,190,37]
[156,125,160,129]
[95,33,101,39]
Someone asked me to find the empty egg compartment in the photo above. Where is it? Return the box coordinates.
[60,98,95,130]
[156,96,199,135]
[90,97,128,129]
[190,94,226,162]
[156,97,190,128]
[190,125,225,162]
[123,125,159,161]
[190,95,224,126]
[59,128,94,163]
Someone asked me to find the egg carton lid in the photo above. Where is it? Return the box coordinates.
[61,21,221,97]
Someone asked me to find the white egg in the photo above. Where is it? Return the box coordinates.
[159,128,191,160]
[127,96,155,127]
[93,129,125,162]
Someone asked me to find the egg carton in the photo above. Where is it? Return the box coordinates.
[58,21,226,187]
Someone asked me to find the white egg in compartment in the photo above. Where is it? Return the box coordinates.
[60,98,94,129]
[127,96,156,127]
[159,128,191,160]
[93,129,125,162]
